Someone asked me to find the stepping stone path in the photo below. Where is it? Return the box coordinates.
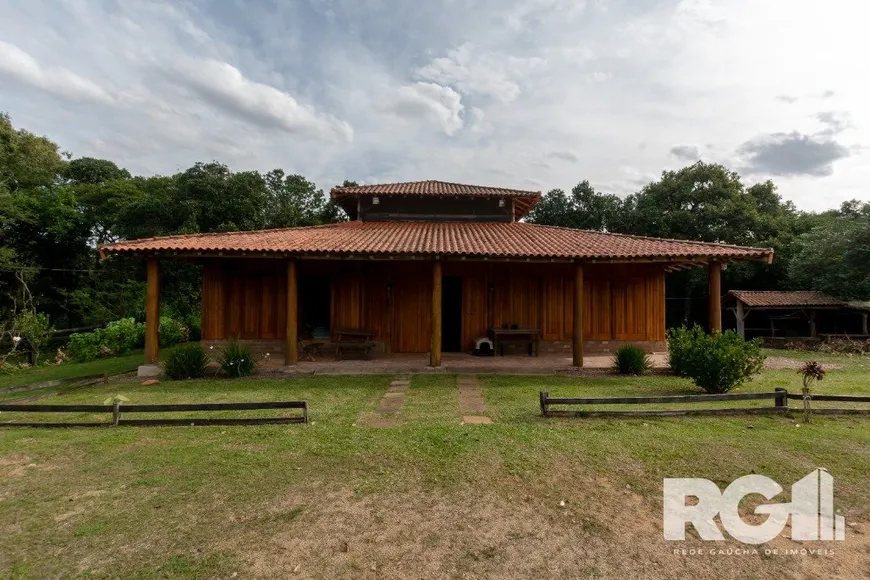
[359,376,410,427]
[457,375,493,425]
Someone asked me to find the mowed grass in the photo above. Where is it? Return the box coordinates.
[1,356,869,578]
[0,347,192,391]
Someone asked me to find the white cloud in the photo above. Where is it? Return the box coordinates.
[0,40,114,104]
[0,0,868,212]
[385,82,465,136]
[163,58,353,143]
[415,43,544,103]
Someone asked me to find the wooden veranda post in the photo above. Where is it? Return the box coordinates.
[430,260,442,367]
[708,262,722,334]
[144,257,160,364]
[735,300,746,339]
[573,263,584,367]
[285,259,298,365]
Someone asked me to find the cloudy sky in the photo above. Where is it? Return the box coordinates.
[1,0,867,211]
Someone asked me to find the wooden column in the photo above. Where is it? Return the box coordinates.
[809,310,817,338]
[735,301,746,339]
[708,262,722,334]
[430,260,442,367]
[144,257,160,364]
[572,263,584,367]
[285,259,298,365]
[862,312,868,336]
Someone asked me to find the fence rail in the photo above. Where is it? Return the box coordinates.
[540,388,870,418]
[0,400,308,427]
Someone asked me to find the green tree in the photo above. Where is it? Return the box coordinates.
[788,204,870,300]
[619,162,800,324]
[527,181,623,230]
[263,170,344,227]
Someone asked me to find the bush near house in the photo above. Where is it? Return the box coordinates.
[159,316,188,348]
[667,325,765,393]
[216,337,256,378]
[612,345,650,375]
[164,343,208,380]
[67,317,188,362]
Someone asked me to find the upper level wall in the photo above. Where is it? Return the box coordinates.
[357,195,513,222]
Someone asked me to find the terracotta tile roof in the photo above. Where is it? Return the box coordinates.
[728,290,847,308]
[101,221,774,263]
[331,179,540,198]
[330,180,542,220]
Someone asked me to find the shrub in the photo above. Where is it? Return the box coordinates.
[15,310,54,365]
[159,316,188,348]
[217,338,256,378]
[102,318,145,355]
[164,343,208,380]
[667,325,765,393]
[67,330,104,362]
[666,325,706,378]
[613,345,650,375]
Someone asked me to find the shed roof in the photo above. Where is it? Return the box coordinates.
[330,180,542,220]
[728,290,867,309]
[101,221,774,263]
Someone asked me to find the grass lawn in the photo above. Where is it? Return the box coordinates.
[0,352,149,391]
[1,354,869,579]
[0,347,188,393]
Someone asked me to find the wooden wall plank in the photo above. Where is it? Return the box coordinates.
[331,270,361,331]
[542,276,563,340]
[241,276,261,339]
[391,263,431,352]
[461,272,488,350]
[201,261,225,340]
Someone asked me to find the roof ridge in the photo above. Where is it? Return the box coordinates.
[330,179,541,196]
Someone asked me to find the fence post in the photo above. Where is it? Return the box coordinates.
[112,402,121,426]
[303,401,309,424]
[540,391,548,417]
[103,372,109,384]
[774,388,788,409]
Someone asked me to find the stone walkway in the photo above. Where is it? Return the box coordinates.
[358,376,410,428]
[457,375,493,425]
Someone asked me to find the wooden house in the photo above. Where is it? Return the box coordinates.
[100,180,774,368]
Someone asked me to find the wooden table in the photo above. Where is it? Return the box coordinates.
[488,328,541,356]
[332,328,377,360]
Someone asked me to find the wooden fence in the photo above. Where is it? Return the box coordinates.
[0,400,309,427]
[540,388,870,418]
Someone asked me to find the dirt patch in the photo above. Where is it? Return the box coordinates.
[219,477,869,580]
[0,453,32,478]
[764,357,843,370]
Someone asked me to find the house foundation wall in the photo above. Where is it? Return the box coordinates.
[201,338,667,359]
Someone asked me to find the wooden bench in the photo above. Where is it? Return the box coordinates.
[332,328,376,360]
[488,328,540,356]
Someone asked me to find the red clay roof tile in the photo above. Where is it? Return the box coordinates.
[728,290,847,307]
[330,180,540,198]
[101,221,774,263]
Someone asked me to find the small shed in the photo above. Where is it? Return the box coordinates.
[726,290,870,340]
